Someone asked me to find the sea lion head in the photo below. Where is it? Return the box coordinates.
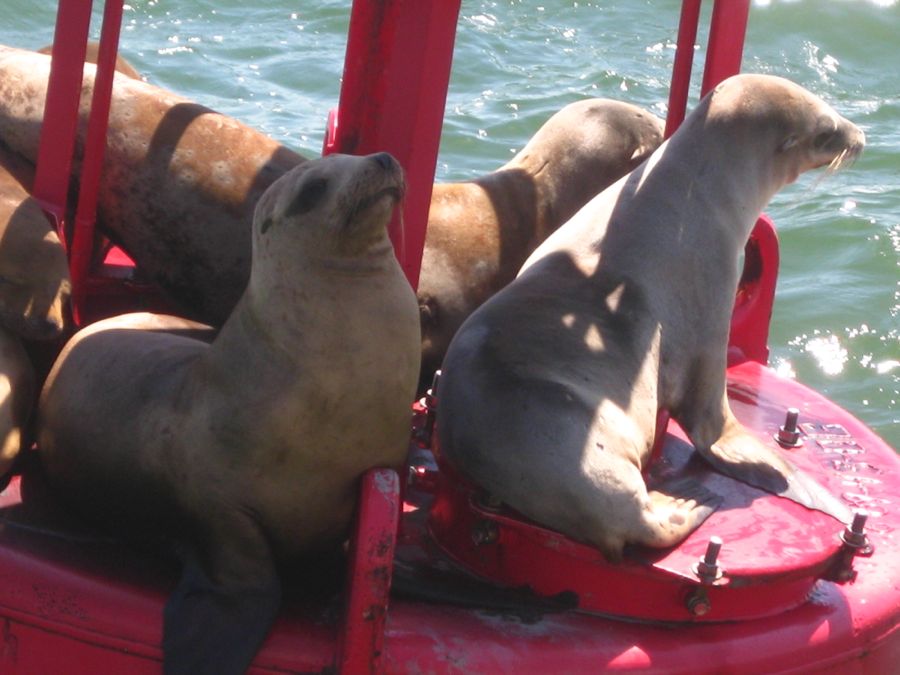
[706,74,865,187]
[252,152,405,265]
[0,196,71,340]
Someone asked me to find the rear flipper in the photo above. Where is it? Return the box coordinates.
[163,545,281,675]
[636,477,722,549]
[698,423,851,525]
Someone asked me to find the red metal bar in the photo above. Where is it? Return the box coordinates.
[700,0,750,96]
[70,0,125,325]
[664,0,702,139]
[325,0,462,290]
[31,0,93,242]
[337,468,401,675]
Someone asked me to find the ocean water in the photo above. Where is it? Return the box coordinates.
[0,0,897,448]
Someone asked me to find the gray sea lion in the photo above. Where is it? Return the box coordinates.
[0,43,305,324]
[436,74,861,561]
[419,99,663,384]
[0,142,71,340]
[37,153,420,674]
[0,327,35,476]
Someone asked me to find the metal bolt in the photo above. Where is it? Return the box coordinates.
[686,589,712,616]
[471,519,499,546]
[693,536,724,584]
[841,509,872,552]
[775,407,803,448]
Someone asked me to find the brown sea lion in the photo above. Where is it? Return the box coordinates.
[37,153,420,674]
[419,99,663,383]
[38,41,143,81]
[0,43,305,324]
[0,327,35,476]
[436,74,861,562]
[0,142,71,340]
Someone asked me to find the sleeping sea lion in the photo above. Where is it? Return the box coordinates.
[436,74,861,561]
[419,99,663,384]
[0,43,305,324]
[37,153,420,674]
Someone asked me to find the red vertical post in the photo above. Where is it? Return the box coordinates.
[664,0,702,139]
[31,0,94,239]
[700,0,750,96]
[325,0,462,291]
[70,0,125,325]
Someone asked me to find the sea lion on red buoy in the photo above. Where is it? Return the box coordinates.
[0,43,305,324]
[437,74,860,561]
[38,153,420,674]
[0,142,70,340]
[419,99,663,384]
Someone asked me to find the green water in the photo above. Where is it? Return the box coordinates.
[1,0,897,447]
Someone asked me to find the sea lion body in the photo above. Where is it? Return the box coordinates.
[419,99,663,382]
[0,44,304,324]
[437,74,862,561]
[38,153,420,674]
[0,142,70,340]
[0,327,34,476]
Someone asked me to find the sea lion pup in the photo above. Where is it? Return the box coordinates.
[37,153,420,675]
[0,43,305,324]
[0,142,71,340]
[419,99,663,384]
[437,74,861,562]
[0,327,35,477]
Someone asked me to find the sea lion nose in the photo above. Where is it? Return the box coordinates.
[371,152,396,170]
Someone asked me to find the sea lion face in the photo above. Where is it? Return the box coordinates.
[0,195,71,340]
[252,152,405,262]
[709,74,865,186]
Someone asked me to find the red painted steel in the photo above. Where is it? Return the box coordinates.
[664,0,702,139]
[324,0,462,291]
[31,0,93,239]
[68,0,125,326]
[701,0,751,97]
[337,469,401,675]
[730,214,779,365]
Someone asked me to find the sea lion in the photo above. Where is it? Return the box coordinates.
[37,153,420,674]
[0,142,71,340]
[436,74,861,561]
[0,326,35,477]
[38,41,143,81]
[0,43,305,324]
[419,99,663,384]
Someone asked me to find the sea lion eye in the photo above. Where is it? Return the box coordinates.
[287,177,329,217]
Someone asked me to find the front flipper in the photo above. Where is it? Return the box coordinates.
[697,421,851,525]
[163,537,281,675]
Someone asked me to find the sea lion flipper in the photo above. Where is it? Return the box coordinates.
[639,478,722,549]
[163,550,281,675]
[701,427,851,524]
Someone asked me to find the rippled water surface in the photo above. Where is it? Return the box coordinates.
[1,0,897,447]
